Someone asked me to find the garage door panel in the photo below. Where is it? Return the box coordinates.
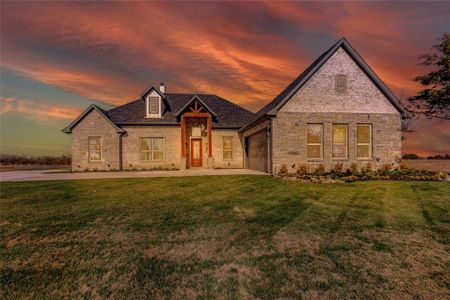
[247,129,268,172]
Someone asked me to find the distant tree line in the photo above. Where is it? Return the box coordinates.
[402,153,450,160]
[0,154,71,166]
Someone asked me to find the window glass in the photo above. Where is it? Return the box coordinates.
[223,136,233,160]
[307,124,323,159]
[88,136,102,161]
[140,137,164,161]
[148,97,159,114]
[332,124,348,159]
[191,127,201,137]
[357,124,372,158]
[357,125,371,143]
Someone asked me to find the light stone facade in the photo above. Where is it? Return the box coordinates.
[281,48,399,114]
[211,129,244,169]
[71,110,121,171]
[121,126,181,170]
[270,48,401,173]
[271,112,401,174]
[69,111,245,171]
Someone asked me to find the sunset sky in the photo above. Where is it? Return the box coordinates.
[1,1,449,157]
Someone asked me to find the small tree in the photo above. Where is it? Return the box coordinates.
[402,153,420,159]
[408,33,450,120]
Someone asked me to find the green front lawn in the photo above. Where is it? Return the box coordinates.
[1,176,449,299]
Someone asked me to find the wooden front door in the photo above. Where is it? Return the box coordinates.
[190,139,202,167]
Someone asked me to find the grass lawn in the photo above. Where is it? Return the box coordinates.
[1,176,449,299]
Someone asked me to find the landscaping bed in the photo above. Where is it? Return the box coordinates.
[276,162,448,183]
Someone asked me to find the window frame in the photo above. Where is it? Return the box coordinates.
[335,74,347,95]
[222,136,233,161]
[356,124,373,160]
[140,137,165,161]
[332,124,348,160]
[88,136,102,162]
[147,96,159,115]
[306,123,324,160]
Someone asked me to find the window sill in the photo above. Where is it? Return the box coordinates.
[307,159,324,162]
[141,160,165,162]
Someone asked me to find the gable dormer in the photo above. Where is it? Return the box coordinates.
[140,83,167,118]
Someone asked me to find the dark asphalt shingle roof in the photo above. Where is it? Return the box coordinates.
[106,93,255,129]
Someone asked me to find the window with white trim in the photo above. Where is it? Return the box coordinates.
[140,137,164,161]
[88,136,102,162]
[223,136,233,160]
[332,124,348,159]
[148,97,159,114]
[357,124,372,159]
[307,124,323,159]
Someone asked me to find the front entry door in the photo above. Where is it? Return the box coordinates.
[190,139,202,167]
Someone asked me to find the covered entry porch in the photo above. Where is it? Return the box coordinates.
[179,96,215,169]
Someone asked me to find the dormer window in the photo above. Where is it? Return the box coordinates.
[145,92,162,118]
[148,97,159,114]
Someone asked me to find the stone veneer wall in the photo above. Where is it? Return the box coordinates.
[271,112,401,174]
[281,47,399,114]
[211,129,244,169]
[71,110,120,171]
[121,126,181,170]
[269,46,402,174]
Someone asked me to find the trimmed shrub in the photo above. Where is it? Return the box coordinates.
[333,163,344,174]
[279,164,288,176]
[314,164,325,176]
[350,163,359,174]
[297,163,308,176]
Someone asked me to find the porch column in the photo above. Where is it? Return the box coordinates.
[181,115,186,157]
[207,115,212,157]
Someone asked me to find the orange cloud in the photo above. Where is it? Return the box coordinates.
[1,1,449,156]
[0,2,311,110]
[0,97,81,121]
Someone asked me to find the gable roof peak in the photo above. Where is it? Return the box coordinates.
[139,85,165,100]
[240,37,405,131]
[61,104,124,134]
[174,94,218,117]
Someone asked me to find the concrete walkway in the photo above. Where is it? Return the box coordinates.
[0,168,268,182]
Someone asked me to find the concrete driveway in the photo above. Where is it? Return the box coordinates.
[0,168,268,182]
